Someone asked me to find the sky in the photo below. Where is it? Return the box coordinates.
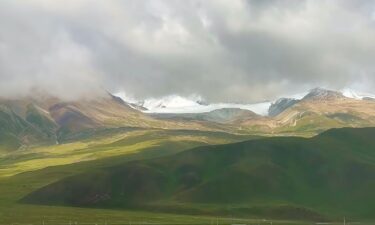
[0,0,375,102]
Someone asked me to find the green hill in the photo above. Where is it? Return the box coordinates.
[22,127,375,221]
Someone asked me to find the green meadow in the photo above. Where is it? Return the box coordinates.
[0,128,263,224]
[1,128,375,225]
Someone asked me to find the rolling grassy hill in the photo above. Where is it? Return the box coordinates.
[22,127,375,221]
[0,128,261,224]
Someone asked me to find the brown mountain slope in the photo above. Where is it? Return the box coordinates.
[0,94,218,150]
[272,90,375,134]
[229,88,375,135]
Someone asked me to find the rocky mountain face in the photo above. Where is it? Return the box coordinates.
[302,88,345,100]
[268,98,300,117]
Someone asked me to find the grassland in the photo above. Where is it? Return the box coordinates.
[21,128,375,223]
[1,128,375,225]
[0,128,267,224]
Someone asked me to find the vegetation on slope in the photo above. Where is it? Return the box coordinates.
[22,128,375,221]
[0,129,258,224]
[0,105,52,151]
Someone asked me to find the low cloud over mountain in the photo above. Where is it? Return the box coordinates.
[1,0,375,101]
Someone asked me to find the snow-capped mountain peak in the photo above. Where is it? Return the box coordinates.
[114,88,375,117]
[302,88,344,100]
[113,93,271,115]
[141,95,204,110]
[139,95,271,115]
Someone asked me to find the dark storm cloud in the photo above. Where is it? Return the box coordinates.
[0,0,374,101]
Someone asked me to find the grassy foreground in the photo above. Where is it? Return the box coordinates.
[20,128,375,223]
[0,128,269,224]
[1,128,374,225]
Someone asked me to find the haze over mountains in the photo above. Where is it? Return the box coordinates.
[2,0,375,103]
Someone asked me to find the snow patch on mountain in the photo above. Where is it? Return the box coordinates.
[114,92,271,115]
[282,88,375,101]
[303,88,344,100]
[114,88,375,117]
[141,95,271,115]
[141,95,205,111]
[341,89,375,100]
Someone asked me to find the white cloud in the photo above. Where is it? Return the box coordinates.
[0,0,375,101]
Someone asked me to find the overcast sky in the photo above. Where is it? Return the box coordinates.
[0,0,375,102]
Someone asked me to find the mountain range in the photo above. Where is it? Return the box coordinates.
[2,88,375,151]
[142,88,375,135]
[0,93,213,151]
[120,88,375,115]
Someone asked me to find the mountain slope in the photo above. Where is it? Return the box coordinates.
[3,87,375,150]
[271,88,375,134]
[22,127,375,220]
[0,94,151,148]
[0,94,223,150]
[144,88,375,135]
[269,98,299,117]
[151,108,260,124]
[0,103,58,150]
[302,88,345,100]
